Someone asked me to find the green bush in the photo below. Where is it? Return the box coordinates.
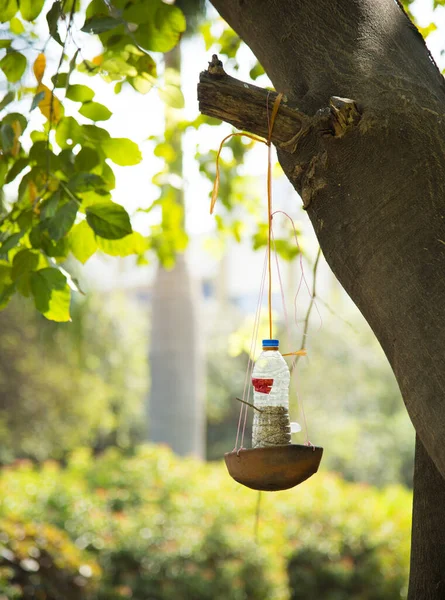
[0,446,412,600]
[0,517,100,599]
[0,295,147,463]
[288,541,406,600]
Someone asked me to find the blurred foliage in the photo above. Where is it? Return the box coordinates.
[293,304,415,487]
[0,445,411,599]
[0,292,147,462]
[0,517,100,599]
[284,477,410,599]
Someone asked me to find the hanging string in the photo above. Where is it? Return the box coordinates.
[266,92,283,340]
[237,94,283,449]
[210,92,321,450]
[210,132,266,215]
[234,247,268,452]
[292,247,323,371]
[271,210,322,372]
[239,247,268,451]
[271,222,310,445]
[210,93,283,340]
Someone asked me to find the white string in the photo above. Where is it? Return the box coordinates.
[234,247,268,451]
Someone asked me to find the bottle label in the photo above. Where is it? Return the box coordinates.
[252,378,274,394]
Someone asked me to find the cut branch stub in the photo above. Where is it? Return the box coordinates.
[198,55,361,152]
[329,96,361,138]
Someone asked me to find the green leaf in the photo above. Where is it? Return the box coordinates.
[51,71,67,87]
[99,161,115,190]
[30,267,71,321]
[0,90,14,112]
[68,172,104,192]
[249,62,265,81]
[6,157,28,183]
[61,0,80,14]
[79,101,112,121]
[11,248,39,280]
[158,84,184,109]
[0,161,7,186]
[3,111,26,132]
[81,15,120,34]
[0,52,27,82]
[101,138,141,166]
[47,200,78,241]
[78,190,110,208]
[78,59,100,76]
[0,281,14,308]
[0,260,12,285]
[0,39,12,49]
[0,123,14,153]
[130,74,155,94]
[67,48,79,83]
[127,2,186,53]
[29,223,69,258]
[97,231,148,257]
[20,0,45,20]
[82,123,110,142]
[40,191,60,219]
[134,52,156,76]
[86,201,132,239]
[418,22,437,38]
[0,231,25,252]
[16,208,33,231]
[74,147,100,172]
[66,84,95,102]
[30,90,45,111]
[0,259,13,304]
[29,140,50,166]
[46,0,62,46]
[55,116,82,149]
[0,0,18,22]
[101,56,137,77]
[9,16,24,33]
[68,220,97,263]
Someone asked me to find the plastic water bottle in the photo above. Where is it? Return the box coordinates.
[251,339,291,448]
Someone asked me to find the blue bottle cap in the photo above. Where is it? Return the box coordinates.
[262,339,279,347]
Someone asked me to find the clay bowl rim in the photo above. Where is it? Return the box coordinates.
[224,444,323,459]
[224,444,324,492]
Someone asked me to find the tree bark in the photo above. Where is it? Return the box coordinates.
[409,436,445,599]
[202,0,445,595]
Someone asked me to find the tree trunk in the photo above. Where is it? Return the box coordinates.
[409,436,445,598]
[149,254,205,457]
[203,0,445,595]
[148,45,205,458]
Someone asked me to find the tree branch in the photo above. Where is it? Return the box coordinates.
[198,55,360,153]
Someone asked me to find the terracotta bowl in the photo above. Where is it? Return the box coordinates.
[225,444,323,492]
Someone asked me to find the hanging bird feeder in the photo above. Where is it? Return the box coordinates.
[210,93,323,492]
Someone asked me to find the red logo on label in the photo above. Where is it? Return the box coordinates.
[252,378,274,394]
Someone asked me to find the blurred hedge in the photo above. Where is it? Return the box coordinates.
[0,446,412,599]
[0,517,99,599]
